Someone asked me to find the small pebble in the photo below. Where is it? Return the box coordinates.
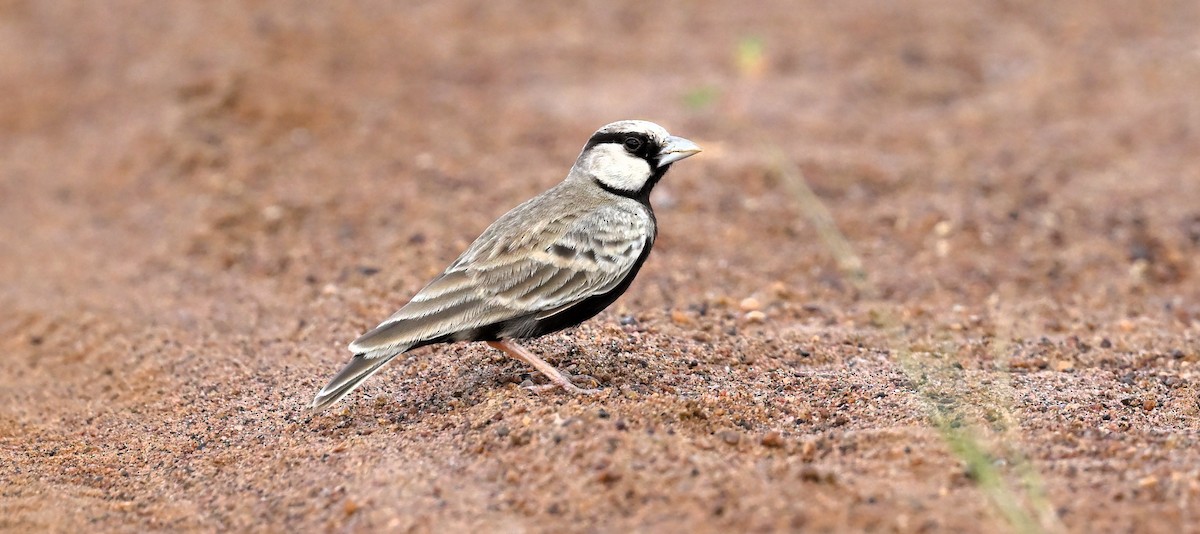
[261,204,284,222]
[671,310,692,325]
[718,430,741,445]
[799,440,817,458]
[745,311,766,323]
[799,466,824,483]
[761,431,785,448]
[739,297,761,312]
[770,281,791,299]
[934,220,953,236]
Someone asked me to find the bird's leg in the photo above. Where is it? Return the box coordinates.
[487,340,602,394]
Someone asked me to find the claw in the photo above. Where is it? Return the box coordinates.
[521,373,603,395]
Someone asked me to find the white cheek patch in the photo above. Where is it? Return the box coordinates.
[587,144,652,192]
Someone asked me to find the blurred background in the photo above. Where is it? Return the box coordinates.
[2,1,1199,531]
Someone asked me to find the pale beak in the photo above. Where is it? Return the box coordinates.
[657,136,702,166]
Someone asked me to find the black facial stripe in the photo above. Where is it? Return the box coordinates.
[593,176,634,197]
[584,131,660,166]
[593,163,671,205]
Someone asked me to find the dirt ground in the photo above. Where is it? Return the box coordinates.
[3,1,1199,532]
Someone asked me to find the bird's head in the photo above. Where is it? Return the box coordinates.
[571,120,701,199]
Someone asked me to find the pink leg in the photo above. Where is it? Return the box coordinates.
[487,340,602,394]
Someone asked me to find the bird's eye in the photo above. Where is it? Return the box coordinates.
[623,137,642,151]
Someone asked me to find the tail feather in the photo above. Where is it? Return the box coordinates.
[309,353,399,413]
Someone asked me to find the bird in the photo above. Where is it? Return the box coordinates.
[310,120,701,413]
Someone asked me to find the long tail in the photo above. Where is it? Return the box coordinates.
[309,353,400,413]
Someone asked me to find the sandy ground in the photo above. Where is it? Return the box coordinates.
[2,1,1200,532]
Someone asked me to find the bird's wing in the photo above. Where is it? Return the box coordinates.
[465,202,652,319]
[347,203,652,355]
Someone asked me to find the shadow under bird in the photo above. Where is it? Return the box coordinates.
[310,120,702,412]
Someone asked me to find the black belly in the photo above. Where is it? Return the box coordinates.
[519,251,648,338]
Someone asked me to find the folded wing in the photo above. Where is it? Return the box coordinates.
[348,203,652,356]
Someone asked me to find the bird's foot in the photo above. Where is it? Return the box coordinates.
[522,373,603,395]
[489,340,606,395]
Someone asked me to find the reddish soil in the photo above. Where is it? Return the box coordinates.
[2,1,1199,532]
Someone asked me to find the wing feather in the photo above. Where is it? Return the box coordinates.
[471,204,650,312]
